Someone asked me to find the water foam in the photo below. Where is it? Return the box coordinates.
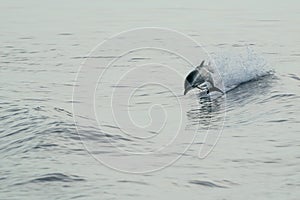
[212,48,273,92]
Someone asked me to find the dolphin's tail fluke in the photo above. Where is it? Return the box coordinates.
[209,86,224,94]
[206,80,224,94]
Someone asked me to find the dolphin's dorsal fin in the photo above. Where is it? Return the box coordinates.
[196,60,205,70]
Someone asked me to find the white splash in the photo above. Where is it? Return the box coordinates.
[211,48,273,92]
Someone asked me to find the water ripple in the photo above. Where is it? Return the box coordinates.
[14,173,85,185]
[189,180,227,188]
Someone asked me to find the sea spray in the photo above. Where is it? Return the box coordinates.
[211,47,273,92]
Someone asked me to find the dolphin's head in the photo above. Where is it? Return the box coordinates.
[184,79,193,95]
[184,70,200,95]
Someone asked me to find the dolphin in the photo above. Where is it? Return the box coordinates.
[184,60,224,95]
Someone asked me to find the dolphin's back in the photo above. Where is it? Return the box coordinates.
[186,70,205,86]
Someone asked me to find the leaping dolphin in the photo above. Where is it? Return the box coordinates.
[184,60,224,95]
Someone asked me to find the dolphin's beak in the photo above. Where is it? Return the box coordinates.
[184,87,193,95]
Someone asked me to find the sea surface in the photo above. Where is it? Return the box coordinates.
[1,0,300,199]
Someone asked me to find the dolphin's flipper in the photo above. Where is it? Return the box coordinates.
[196,85,205,90]
[209,86,224,94]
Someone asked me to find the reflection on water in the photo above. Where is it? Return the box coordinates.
[186,96,225,129]
[226,74,276,109]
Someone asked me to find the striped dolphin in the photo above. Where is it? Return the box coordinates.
[184,60,224,95]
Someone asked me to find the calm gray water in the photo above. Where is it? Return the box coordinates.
[1,0,300,199]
